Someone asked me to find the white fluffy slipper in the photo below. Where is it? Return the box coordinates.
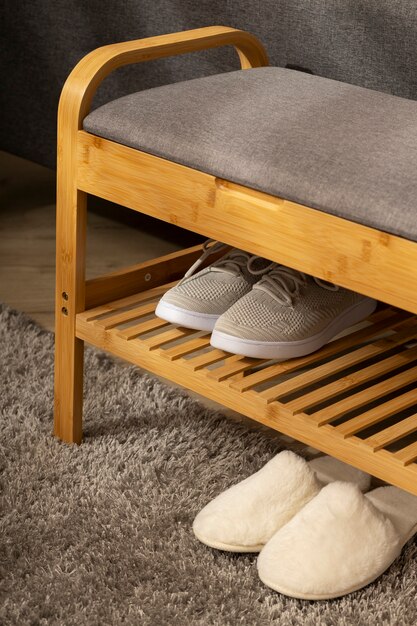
[257,482,417,600]
[192,451,370,552]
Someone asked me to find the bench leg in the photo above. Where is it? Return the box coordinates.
[54,187,87,444]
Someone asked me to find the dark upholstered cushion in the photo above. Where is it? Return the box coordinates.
[83,67,417,242]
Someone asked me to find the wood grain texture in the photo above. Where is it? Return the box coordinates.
[54,25,417,497]
[85,245,225,309]
[75,292,417,495]
[54,26,267,443]
[395,441,417,466]
[54,140,86,444]
[336,388,417,438]
[287,345,417,413]
[365,413,417,452]
[77,131,417,314]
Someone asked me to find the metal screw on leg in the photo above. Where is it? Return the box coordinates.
[61,307,68,315]
[62,292,69,300]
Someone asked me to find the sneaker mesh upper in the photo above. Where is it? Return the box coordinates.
[214,280,367,342]
[178,273,249,302]
[159,251,271,316]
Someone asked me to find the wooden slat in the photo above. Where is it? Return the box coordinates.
[117,317,169,340]
[80,281,176,322]
[185,348,230,371]
[365,413,417,451]
[287,345,417,413]
[230,309,408,393]
[75,315,417,494]
[141,327,196,350]
[94,301,157,330]
[312,364,417,426]
[336,388,417,438]
[260,325,417,404]
[161,336,211,360]
[395,441,417,466]
[207,357,259,382]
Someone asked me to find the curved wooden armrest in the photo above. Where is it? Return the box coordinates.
[59,26,269,131]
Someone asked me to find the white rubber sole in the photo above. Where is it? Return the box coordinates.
[210,298,377,359]
[155,300,219,332]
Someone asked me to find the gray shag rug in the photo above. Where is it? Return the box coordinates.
[1,302,417,626]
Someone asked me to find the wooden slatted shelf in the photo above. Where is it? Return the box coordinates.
[76,276,417,495]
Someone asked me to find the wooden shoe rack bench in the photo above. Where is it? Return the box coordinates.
[54,26,417,496]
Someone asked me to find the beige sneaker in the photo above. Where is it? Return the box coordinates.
[211,264,377,359]
[155,241,273,331]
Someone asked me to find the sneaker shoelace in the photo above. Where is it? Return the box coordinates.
[180,240,264,284]
[211,250,254,276]
[179,240,229,284]
[247,257,339,306]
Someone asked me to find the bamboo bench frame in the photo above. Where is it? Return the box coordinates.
[54,26,417,495]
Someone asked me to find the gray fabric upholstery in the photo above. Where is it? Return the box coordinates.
[84,67,417,242]
[2,1,417,168]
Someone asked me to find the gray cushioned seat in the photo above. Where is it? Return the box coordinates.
[84,67,417,242]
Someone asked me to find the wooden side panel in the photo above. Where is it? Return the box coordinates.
[77,131,417,314]
[85,246,211,308]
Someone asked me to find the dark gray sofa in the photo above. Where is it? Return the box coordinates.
[2,1,417,169]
